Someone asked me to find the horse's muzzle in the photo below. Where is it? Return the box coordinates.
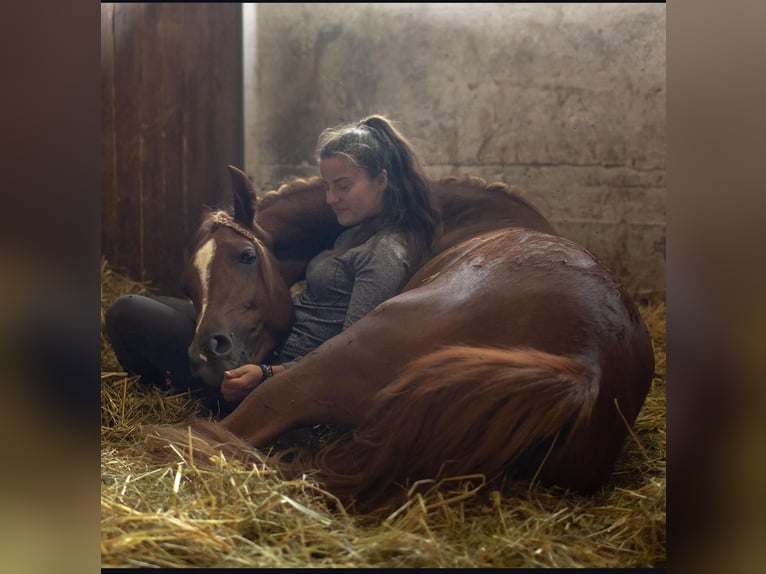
[203,334,233,358]
[188,333,248,388]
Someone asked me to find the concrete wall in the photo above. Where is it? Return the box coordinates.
[243,3,666,294]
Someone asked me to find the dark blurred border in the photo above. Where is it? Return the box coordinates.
[0,0,100,573]
[668,0,766,572]
[2,0,766,572]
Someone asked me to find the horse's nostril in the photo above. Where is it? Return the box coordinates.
[207,334,233,357]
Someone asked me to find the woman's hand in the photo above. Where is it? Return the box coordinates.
[221,364,263,403]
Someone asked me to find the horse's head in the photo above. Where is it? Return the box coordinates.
[181,166,295,388]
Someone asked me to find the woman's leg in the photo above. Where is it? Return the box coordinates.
[105,294,198,390]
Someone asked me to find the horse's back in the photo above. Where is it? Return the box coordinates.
[401,228,650,364]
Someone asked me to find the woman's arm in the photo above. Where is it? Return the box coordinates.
[343,236,410,329]
[221,363,287,403]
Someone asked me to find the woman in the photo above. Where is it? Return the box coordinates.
[106,115,439,405]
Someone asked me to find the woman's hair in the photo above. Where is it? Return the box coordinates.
[316,115,440,269]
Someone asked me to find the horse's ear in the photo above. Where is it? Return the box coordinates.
[228,165,258,227]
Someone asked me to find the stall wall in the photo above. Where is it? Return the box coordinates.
[245,3,665,293]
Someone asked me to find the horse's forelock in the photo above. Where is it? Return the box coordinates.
[194,213,219,248]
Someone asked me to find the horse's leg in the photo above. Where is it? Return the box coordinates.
[219,330,399,446]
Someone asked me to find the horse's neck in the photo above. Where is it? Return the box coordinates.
[255,176,556,286]
[256,180,344,286]
[430,178,557,252]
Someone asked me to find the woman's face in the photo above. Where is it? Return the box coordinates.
[320,155,387,227]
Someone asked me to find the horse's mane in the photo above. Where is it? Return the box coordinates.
[258,174,534,210]
[192,173,545,252]
[433,174,531,202]
[258,177,326,211]
[430,175,548,218]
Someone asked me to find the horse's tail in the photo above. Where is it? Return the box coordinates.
[142,418,267,468]
[312,345,600,511]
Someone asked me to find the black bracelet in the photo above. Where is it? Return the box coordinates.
[260,363,274,382]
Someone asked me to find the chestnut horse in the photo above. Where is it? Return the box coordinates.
[150,166,654,512]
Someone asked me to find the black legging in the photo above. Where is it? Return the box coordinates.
[105,294,348,438]
[105,294,200,390]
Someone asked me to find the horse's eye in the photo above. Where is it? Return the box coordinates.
[240,249,257,264]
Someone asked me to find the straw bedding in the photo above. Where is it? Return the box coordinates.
[100,258,666,568]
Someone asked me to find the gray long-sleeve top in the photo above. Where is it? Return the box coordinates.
[272,225,412,367]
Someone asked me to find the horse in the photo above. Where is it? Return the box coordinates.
[149,165,654,512]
